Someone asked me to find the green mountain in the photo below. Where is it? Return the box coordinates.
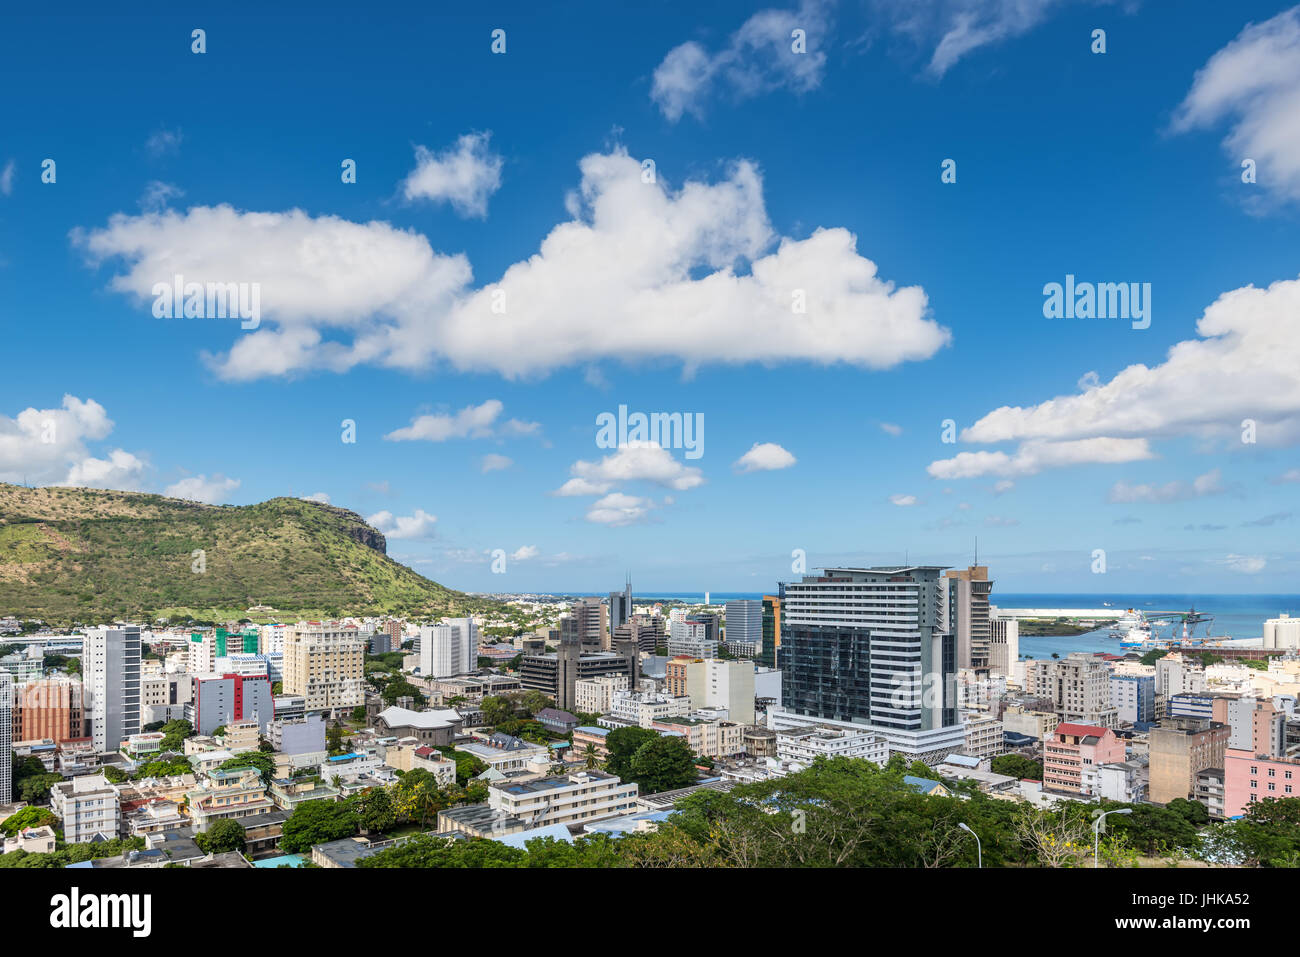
[0,483,497,625]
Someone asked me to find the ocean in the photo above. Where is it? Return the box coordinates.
[559,591,1300,660]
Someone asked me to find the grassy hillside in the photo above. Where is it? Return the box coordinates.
[0,483,497,625]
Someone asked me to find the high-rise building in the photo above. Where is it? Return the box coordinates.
[760,595,781,668]
[521,634,636,711]
[770,565,966,763]
[11,675,85,743]
[561,599,609,652]
[608,575,633,632]
[0,672,11,804]
[1025,653,1118,728]
[945,565,992,669]
[84,625,142,754]
[725,599,763,651]
[1149,717,1230,805]
[1110,674,1155,725]
[419,618,479,678]
[684,658,756,725]
[613,614,664,655]
[283,622,367,715]
[189,673,276,735]
[667,618,717,658]
[988,616,1019,676]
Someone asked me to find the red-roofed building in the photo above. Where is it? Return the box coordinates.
[1044,723,1126,796]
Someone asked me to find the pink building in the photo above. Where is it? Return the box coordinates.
[1223,748,1300,818]
[1043,723,1126,795]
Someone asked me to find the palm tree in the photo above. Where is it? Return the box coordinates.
[583,743,599,770]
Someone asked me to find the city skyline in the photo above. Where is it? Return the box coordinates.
[4,1,1300,594]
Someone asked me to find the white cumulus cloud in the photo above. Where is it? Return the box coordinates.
[733,441,797,472]
[368,508,438,540]
[165,473,241,504]
[401,132,504,218]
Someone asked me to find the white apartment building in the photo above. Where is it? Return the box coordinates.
[84,625,142,753]
[667,619,717,658]
[685,658,755,725]
[775,725,889,767]
[419,618,478,678]
[650,717,746,758]
[51,774,121,843]
[1156,654,1207,697]
[963,712,1004,760]
[487,770,638,827]
[609,690,692,728]
[574,674,628,715]
[260,623,289,655]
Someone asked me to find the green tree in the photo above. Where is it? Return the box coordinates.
[354,788,396,835]
[280,799,359,853]
[628,736,698,794]
[604,726,660,781]
[0,806,58,836]
[198,818,247,854]
[990,754,1043,780]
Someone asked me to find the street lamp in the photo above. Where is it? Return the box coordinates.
[1092,807,1132,868]
[957,822,981,868]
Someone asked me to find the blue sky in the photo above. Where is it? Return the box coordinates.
[3,0,1300,594]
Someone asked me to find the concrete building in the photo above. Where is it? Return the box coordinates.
[608,577,634,632]
[1156,654,1207,697]
[1263,614,1300,651]
[574,674,628,715]
[283,622,367,715]
[1111,674,1155,725]
[946,565,992,669]
[520,636,636,712]
[667,619,717,659]
[1213,695,1286,758]
[774,565,967,763]
[613,614,664,655]
[1025,653,1118,728]
[419,618,479,678]
[189,672,275,735]
[608,690,692,727]
[1224,749,1300,818]
[684,658,755,725]
[487,769,638,828]
[1148,717,1230,805]
[1042,723,1126,796]
[0,672,9,804]
[561,599,609,652]
[724,599,763,650]
[650,717,745,758]
[268,714,327,755]
[51,774,120,843]
[84,625,142,754]
[988,615,1020,676]
[775,725,888,767]
[963,712,1004,760]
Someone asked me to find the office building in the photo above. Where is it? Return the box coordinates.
[282,622,367,715]
[0,672,10,804]
[419,618,479,678]
[84,625,142,753]
[684,657,755,725]
[1111,674,1156,725]
[613,614,664,655]
[11,675,85,743]
[574,674,628,715]
[775,725,888,767]
[725,599,763,649]
[1213,695,1286,758]
[988,616,1019,676]
[561,599,609,652]
[521,635,636,712]
[761,595,781,668]
[770,565,966,763]
[189,672,275,735]
[945,565,992,669]
[667,618,717,658]
[608,576,634,632]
